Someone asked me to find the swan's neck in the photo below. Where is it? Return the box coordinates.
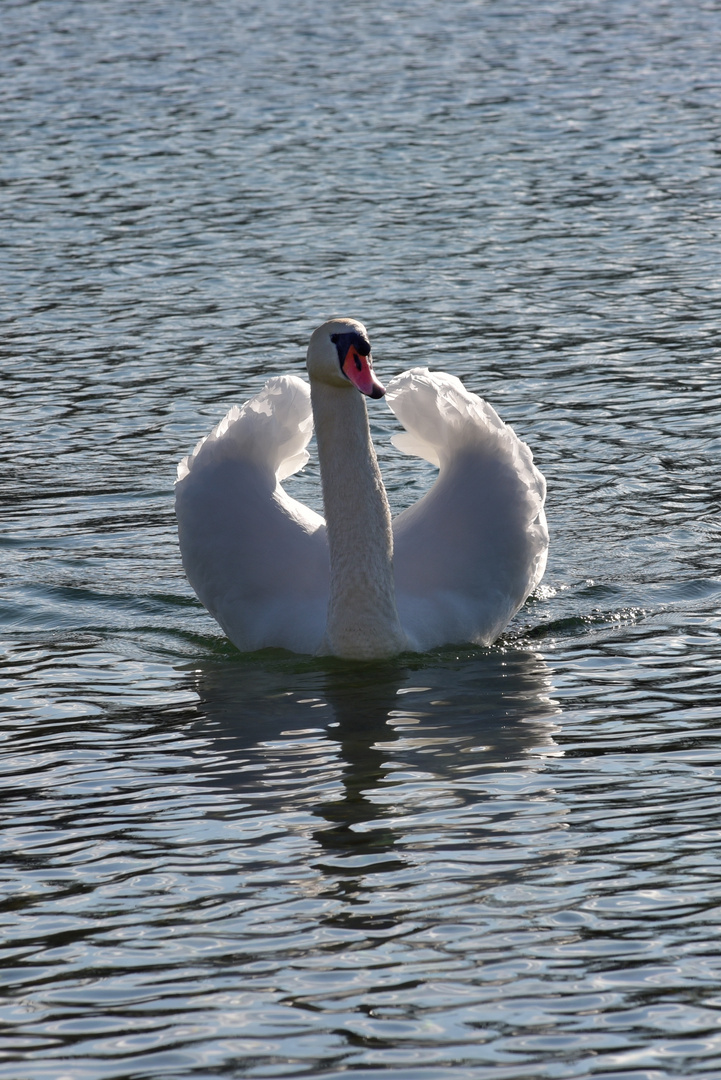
[311,381,406,660]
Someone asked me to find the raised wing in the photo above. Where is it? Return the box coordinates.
[387,368,548,651]
[175,376,329,653]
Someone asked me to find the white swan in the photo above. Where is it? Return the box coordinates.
[175,317,548,660]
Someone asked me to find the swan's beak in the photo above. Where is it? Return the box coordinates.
[342,346,386,399]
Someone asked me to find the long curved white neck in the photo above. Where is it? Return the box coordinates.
[311,380,407,659]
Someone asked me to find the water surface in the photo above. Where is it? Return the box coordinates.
[2,0,721,1077]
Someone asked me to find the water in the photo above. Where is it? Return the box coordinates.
[2,0,721,1076]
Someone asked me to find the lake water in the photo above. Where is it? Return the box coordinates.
[3,0,721,1077]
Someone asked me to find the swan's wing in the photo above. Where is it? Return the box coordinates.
[175,376,329,653]
[387,368,548,651]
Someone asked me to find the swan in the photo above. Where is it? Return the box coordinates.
[175,317,548,660]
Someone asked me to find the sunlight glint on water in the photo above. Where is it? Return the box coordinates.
[2,0,721,1077]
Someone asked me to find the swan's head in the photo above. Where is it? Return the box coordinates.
[307,317,385,399]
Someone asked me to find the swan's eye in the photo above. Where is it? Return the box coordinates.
[331,331,372,371]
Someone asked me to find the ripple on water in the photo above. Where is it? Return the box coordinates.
[3,0,721,1076]
[3,629,721,1076]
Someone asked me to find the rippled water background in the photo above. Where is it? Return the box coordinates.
[3,0,721,1077]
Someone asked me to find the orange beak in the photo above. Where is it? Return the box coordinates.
[341,345,386,399]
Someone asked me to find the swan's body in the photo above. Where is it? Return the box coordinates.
[175,318,548,659]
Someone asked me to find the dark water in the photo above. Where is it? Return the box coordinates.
[3,0,721,1077]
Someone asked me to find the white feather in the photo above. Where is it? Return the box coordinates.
[175,324,548,657]
[387,368,547,651]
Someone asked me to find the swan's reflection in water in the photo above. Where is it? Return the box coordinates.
[185,649,561,872]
